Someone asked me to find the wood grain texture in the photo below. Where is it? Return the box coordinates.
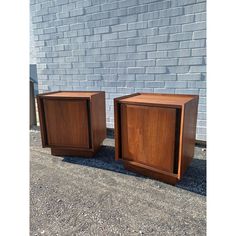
[114,93,140,161]
[114,92,199,185]
[121,104,176,173]
[37,91,106,157]
[44,99,90,148]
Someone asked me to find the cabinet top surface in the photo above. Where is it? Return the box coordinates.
[40,91,102,98]
[119,93,197,106]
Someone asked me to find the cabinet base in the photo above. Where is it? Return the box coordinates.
[51,147,100,157]
[123,161,179,185]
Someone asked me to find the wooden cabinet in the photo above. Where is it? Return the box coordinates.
[37,91,106,157]
[114,93,199,185]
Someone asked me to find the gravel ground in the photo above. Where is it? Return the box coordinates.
[30,129,206,236]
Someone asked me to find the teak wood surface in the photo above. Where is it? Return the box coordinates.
[37,91,106,157]
[114,93,199,185]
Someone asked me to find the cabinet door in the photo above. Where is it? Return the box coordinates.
[120,104,177,173]
[43,99,90,148]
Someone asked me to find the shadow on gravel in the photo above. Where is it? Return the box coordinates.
[62,145,206,196]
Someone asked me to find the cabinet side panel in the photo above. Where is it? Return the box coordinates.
[37,96,48,147]
[91,92,106,150]
[180,97,199,176]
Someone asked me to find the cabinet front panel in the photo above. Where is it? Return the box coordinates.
[44,99,90,148]
[120,104,177,173]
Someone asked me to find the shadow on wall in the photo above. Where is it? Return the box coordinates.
[30,64,38,95]
[62,146,206,196]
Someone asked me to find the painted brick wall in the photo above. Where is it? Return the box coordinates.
[30,0,206,141]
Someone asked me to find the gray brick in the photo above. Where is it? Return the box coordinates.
[147,35,169,43]
[138,28,157,36]
[179,57,204,65]
[159,7,184,17]
[128,21,148,30]
[109,39,127,47]
[85,62,101,68]
[156,42,179,50]
[177,73,201,80]
[185,2,206,14]
[119,30,137,39]
[146,67,167,74]
[111,24,127,32]
[102,32,118,40]
[171,0,196,7]
[32,16,43,23]
[165,81,187,88]
[57,0,69,6]
[102,61,118,68]
[168,66,190,73]
[170,32,193,41]
[118,46,136,53]
[148,18,170,27]
[157,59,178,66]
[189,65,206,73]
[101,18,119,27]
[86,75,102,80]
[155,74,177,81]
[126,81,145,87]
[193,30,206,39]
[183,22,206,32]
[94,26,110,34]
[119,0,137,8]
[135,88,154,93]
[136,74,155,81]
[70,23,84,30]
[175,89,199,95]
[91,12,109,20]
[127,52,146,60]
[148,1,171,11]
[128,67,145,74]
[117,87,135,93]
[110,8,127,17]
[101,47,118,54]
[147,51,167,59]
[128,37,146,45]
[70,8,84,17]
[138,11,155,21]
[171,15,195,25]
[195,12,206,22]
[57,25,70,32]
[136,59,155,67]
[128,5,148,15]
[154,88,175,93]
[101,2,118,11]
[159,25,182,34]
[180,39,206,48]
[57,12,69,19]
[137,44,156,52]
[85,5,100,14]
[118,75,135,80]
[110,68,127,74]
[188,81,206,88]
[118,61,135,67]
[54,44,65,51]
[167,49,191,58]
[145,81,165,88]
[110,53,127,60]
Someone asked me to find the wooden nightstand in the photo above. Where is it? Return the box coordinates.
[37,91,106,157]
[114,93,199,185]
